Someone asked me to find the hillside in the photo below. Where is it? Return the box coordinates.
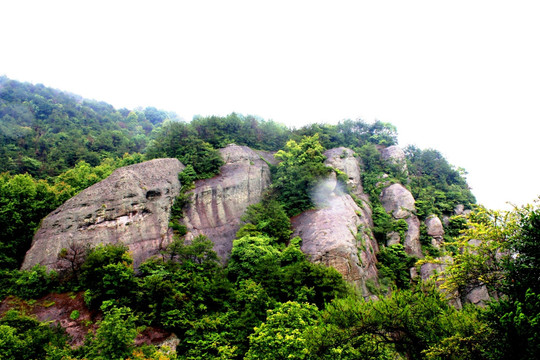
[1,78,538,360]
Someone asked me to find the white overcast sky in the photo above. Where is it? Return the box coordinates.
[1,0,539,210]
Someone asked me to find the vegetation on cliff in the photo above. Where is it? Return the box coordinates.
[1,77,538,359]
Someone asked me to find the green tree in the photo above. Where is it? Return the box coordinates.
[79,243,137,309]
[85,303,139,360]
[377,244,417,289]
[146,121,223,179]
[245,301,319,360]
[308,286,490,360]
[0,310,68,360]
[240,198,292,244]
[0,173,71,269]
[272,134,332,216]
[227,235,281,283]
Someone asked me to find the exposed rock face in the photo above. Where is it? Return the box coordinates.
[292,193,379,296]
[324,147,373,226]
[380,183,423,257]
[182,144,272,259]
[291,148,379,296]
[381,145,408,173]
[324,147,364,196]
[425,215,444,247]
[22,158,185,270]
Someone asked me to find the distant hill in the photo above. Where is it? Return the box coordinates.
[0,76,175,177]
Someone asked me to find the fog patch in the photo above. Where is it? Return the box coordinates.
[311,174,346,209]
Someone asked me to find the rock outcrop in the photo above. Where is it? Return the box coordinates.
[182,144,272,259]
[22,158,185,270]
[292,192,378,296]
[324,147,364,196]
[324,147,373,226]
[425,215,444,247]
[380,183,423,257]
[381,145,408,173]
[292,148,379,296]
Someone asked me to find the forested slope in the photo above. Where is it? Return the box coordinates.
[1,77,538,360]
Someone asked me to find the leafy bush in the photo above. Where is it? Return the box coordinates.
[0,310,68,360]
[240,198,292,244]
[377,244,417,289]
[272,134,332,216]
[79,243,136,309]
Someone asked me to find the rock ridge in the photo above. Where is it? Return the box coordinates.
[22,158,185,270]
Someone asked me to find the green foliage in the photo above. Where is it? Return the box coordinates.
[277,260,349,308]
[146,121,224,179]
[0,265,58,299]
[191,113,291,151]
[377,244,416,289]
[79,243,136,309]
[371,202,393,245]
[481,203,540,359]
[392,218,408,243]
[240,198,292,244]
[438,207,512,301]
[0,173,71,269]
[245,301,319,360]
[0,77,163,177]
[137,235,226,334]
[69,310,80,321]
[308,286,491,360]
[272,134,332,216]
[292,119,398,149]
[0,310,68,360]
[405,146,475,217]
[227,235,281,283]
[54,154,145,197]
[84,303,139,360]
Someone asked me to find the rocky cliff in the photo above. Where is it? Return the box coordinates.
[22,158,185,270]
[380,183,423,258]
[181,144,273,259]
[292,148,379,295]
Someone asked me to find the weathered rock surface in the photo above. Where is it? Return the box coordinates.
[324,147,373,227]
[182,144,272,259]
[425,215,444,247]
[22,158,184,270]
[380,183,423,257]
[324,147,364,196]
[454,204,472,217]
[292,182,379,297]
[380,183,415,218]
[381,145,408,173]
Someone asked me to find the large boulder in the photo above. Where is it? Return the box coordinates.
[380,183,422,257]
[182,144,272,259]
[292,181,378,297]
[425,215,444,247]
[22,158,185,270]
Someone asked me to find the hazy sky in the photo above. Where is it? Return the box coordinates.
[1,0,539,210]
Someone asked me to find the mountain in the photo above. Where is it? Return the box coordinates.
[6,77,537,360]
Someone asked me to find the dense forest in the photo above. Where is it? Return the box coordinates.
[1,77,538,359]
